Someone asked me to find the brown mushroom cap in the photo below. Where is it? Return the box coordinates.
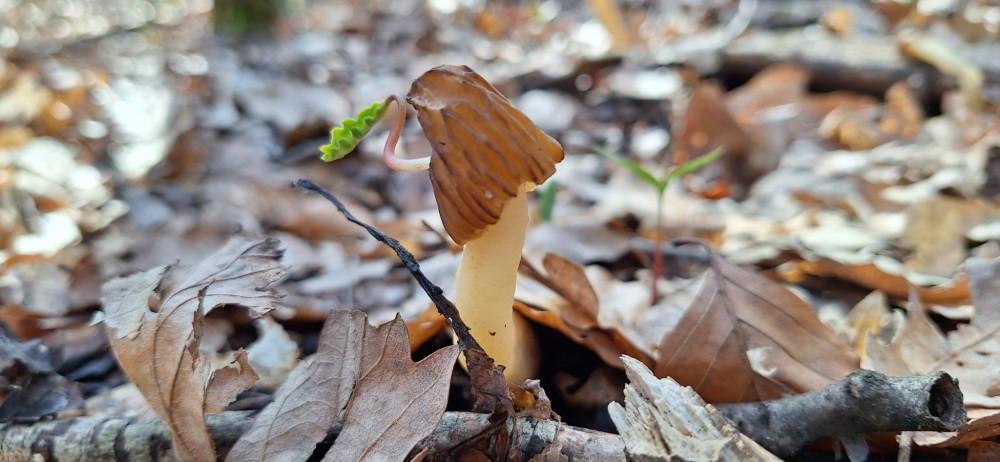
[407,65,565,245]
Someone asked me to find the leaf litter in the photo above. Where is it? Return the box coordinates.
[3,0,1000,460]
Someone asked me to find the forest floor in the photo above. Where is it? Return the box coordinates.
[2,1,1000,461]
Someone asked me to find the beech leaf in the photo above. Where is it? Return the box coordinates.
[100,237,287,461]
[656,239,860,403]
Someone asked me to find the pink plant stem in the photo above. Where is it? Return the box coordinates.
[382,94,431,172]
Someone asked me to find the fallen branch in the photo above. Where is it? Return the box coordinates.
[0,411,624,462]
[716,369,966,460]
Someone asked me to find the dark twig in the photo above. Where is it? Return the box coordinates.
[295,179,479,352]
[716,369,966,460]
[294,179,514,421]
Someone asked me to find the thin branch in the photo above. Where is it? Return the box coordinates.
[716,369,966,460]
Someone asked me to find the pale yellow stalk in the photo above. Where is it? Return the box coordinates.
[454,186,539,383]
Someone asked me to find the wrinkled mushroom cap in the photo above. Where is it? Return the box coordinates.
[407,65,565,245]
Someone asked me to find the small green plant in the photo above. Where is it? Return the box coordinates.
[320,100,391,162]
[537,180,559,223]
[593,145,723,302]
[320,95,429,172]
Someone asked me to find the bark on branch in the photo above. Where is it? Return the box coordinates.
[0,369,965,461]
[717,369,966,459]
[0,411,625,462]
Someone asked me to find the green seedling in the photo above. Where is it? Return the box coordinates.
[537,180,559,223]
[593,145,723,301]
[320,100,390,162]
[320,95,430,172]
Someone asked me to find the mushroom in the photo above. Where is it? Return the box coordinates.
[395,65,565,382]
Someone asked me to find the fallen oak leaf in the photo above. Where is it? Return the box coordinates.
[228,310,367,462]
[228,311,458,462]
[323,315,459,462]
[656,239,859,403]
[99,237,287,461]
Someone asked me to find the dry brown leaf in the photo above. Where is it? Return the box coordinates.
[540,253,600,329]
[846,291,892,358]
[901,198,999,278]
[865,286,949,376]
[656,240,859,403]
[795,257,970,305]
[673,81,750,197]
[515,253,657,369]
[231,311,457,462]
[867,258,1000,408]
[323,315,459,462]
[941,257,1000,407]
[99,237,287,461]
[896,289,949,373]
[880,82,924,140]
[407,65,564,245]
[914,409,1000,448]
[227,310,369,462]
[515,301,653,370]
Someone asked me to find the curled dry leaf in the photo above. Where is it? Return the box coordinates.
[515,253,654,369]
[406,64,564,245]
[99,237,287,461]
[656,239,860,403]
[795,257,970,305]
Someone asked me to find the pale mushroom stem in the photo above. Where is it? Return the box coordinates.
[382,94,431,172]
[454,185,539,383]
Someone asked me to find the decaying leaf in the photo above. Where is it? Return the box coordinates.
[900,198,998,278]
[795,257,970,305]
[100,237,287,461]
[866,257,1000,408]
[515,253,655,369]
[323,315,459,462]
[656,239,860,403]
[406,64,564,245]
[846,290,893,360]
[610,355,781,461]
[229,311,458,462]
[0,323,84,422]
[228,310,367,462]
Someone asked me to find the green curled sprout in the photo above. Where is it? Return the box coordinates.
[319,95,430,172]
[319,100,390,162]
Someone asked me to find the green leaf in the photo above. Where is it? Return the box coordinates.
[593,145,664,192]
[320,100,390,162]
[666,146,724,180]
[537,180,558,223]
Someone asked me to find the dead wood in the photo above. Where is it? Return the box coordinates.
[0,411,623,462]
[723,29,1000,102]
[716,369,967,460]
